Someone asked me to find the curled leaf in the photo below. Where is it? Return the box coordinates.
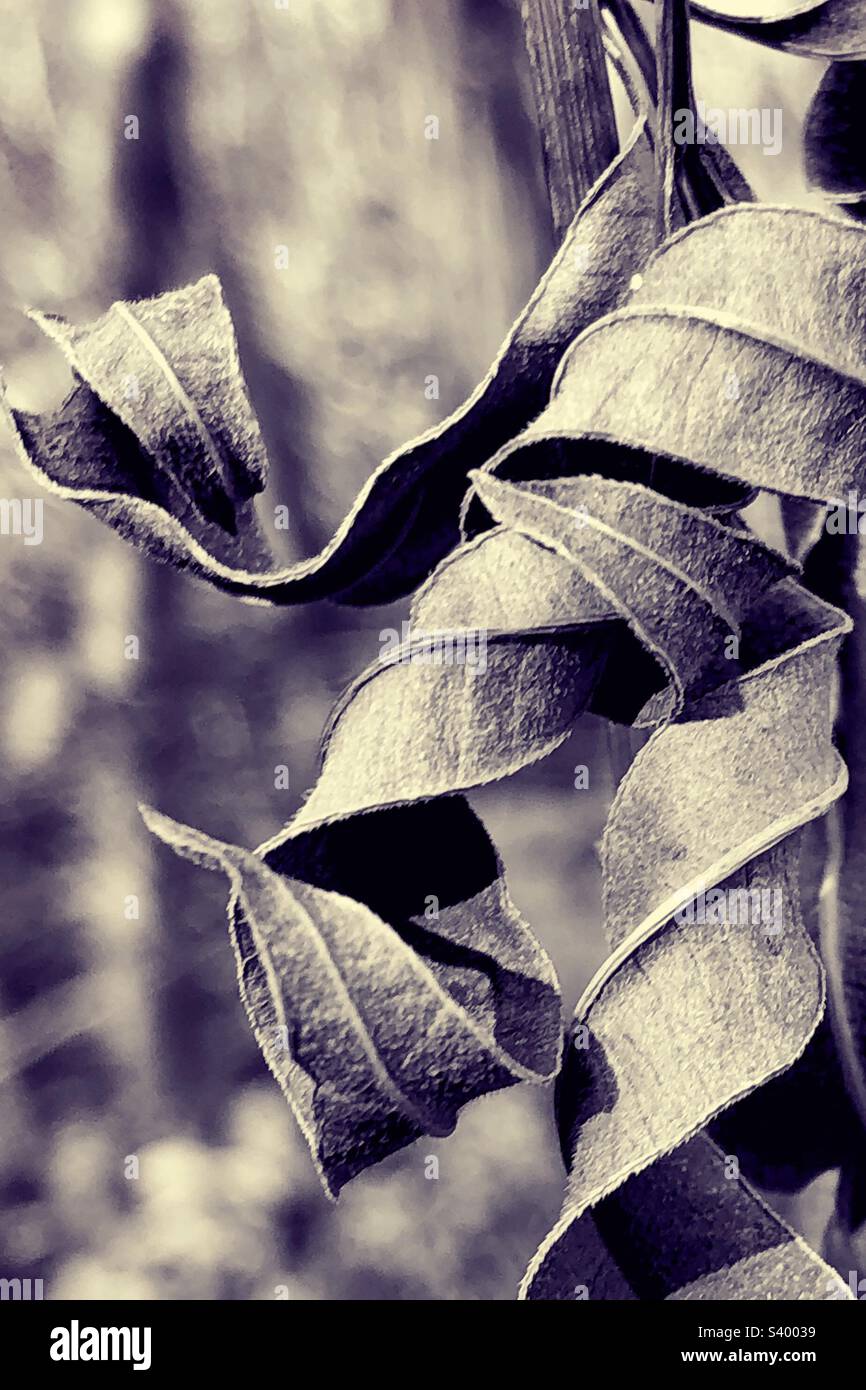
[5,117,657,607]
[474,204,866,508]
[139,465,793,1201]
[143,799,562,1199]
[521,583,852,1298]
[523,1134,853,1299]
[469,471,791,725]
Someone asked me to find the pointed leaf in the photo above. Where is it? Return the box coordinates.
[142,801,561,1199]
[5,119,658,607]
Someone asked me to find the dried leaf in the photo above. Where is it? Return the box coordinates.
[142,799,562,1199]
[521,583,852,1298]
[138,507,642,1192]
[135,441,787,1195]
[469,471,791,726]
[602,583,848,948]
[4,118,657,607]
[2,276,276,573]
[477,204,866,508]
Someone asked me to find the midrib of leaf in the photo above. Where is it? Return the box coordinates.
[223,826,560,1090]
[111,300,233,497]
[243,873,560,1088]
[486,478,745,634]
[550,302,866,392]
[238,881,451,1140]
[505,528,685,704]
[583,766,847,1020]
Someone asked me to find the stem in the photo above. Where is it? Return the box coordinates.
[654,0,693,238]
[521,0,619,244]
[604,0,657,102]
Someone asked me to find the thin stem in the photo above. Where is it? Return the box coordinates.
[654,0,692,240]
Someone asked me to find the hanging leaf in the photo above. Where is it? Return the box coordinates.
[473,204,866,508]
[602,583,848,947]
[4,276,275,575]
[520,583,852,1298]
[804,61,866,204]
[137,513,619,1193]
[141,802,562,1199]
[139,453,792,1198]
[3,116,658,608]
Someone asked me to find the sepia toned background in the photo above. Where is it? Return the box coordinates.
[0,0,836,1299]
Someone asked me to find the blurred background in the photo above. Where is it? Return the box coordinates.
[0,0,836,1299]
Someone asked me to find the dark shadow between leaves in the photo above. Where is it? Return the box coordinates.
[261,796,560,1076]
[592,1137,791,1298]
